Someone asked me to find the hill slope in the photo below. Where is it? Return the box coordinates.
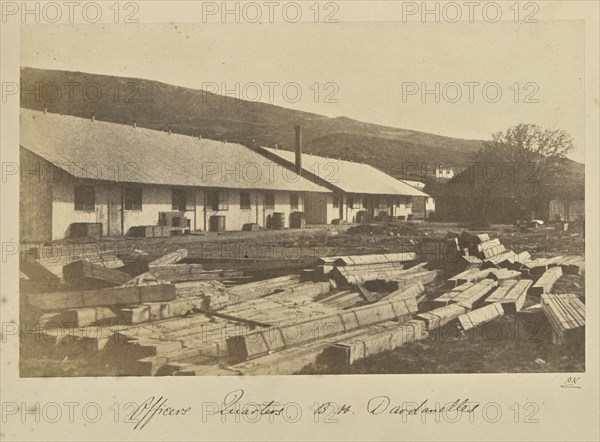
[20,67,486,180]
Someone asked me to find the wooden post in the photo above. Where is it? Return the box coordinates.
[120,184,125,236]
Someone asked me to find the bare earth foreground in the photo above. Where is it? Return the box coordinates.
[20,221,585,376]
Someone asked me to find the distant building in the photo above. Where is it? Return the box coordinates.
[434,165,456,180]
[257,128,431,224]
[20,110,331,241]
[430,162,584,223]
[401,179,435,219]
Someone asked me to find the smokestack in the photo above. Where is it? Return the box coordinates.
[294,125,302,175]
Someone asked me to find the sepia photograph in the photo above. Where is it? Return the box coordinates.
[1,1,598,441]
[17,17,587,378]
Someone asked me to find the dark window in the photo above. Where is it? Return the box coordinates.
[290,194,299,210]
[265,193,275,209]
[240,192,251,210]
[363,196,368,209]
[172,189,186,211]
[124,187,142,210]
[185,190,195,211]
[208,190,228,211]
[346,195,354,209]
[74,185,95,211]
[333,195,340,209]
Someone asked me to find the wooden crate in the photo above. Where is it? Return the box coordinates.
[129,226,171,238]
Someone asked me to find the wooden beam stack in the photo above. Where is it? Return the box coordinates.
[226,275,301,303]
[28,284,176,310]
[226,297,418,362]
[322,319,428,367]
[540,294,585,345]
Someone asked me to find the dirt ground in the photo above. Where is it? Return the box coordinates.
[20,220,585,376]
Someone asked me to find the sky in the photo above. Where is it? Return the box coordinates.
[21,21,585,162]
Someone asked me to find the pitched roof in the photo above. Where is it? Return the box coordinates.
[20,109,330,193]
[261,147,429,197]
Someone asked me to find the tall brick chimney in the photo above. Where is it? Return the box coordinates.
[295,125,302,175]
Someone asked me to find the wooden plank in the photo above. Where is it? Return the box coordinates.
[487,268,522,281]
[530,267,563,295]
[22,246,124,284]
[458,303,504,331]
[484,279,519,302]
[479,244,506,259]
[117,298,203,324]
[476,238,501,253]
[20,257,61,286]
[63,260,131,286]
[451,279,497,309]
[211,319,413,375]
[322,320,428,367]
[485,279,532,313]
[148,264,207,282]
[559,256,585,275]
[327,293,363,309]
[416,303,468,331]
[226,275,301,303]
[27,284,176,310]
[148,249,188,267]
[357,284,378,302]
[504,251,531,270]
[266,282,331,302]
[430,282,475,307]
[448,269,482,286]
[379,281,425,303]
[459,256,483,270]
[334,264,430,285]
[334,253,417,266]
[38,307,118,327]
[347,269,440,288]
[481,251,521,269]
[226,297,419,362]
[541,294,585,346]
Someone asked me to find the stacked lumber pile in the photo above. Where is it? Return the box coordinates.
[321,320,428,367]
[21,235,585,375]
[22,247,248,329]
[429,231,531,272]
[540,294,585,345]
[21,245,123,288]
[316,252,417,283]
[226,298,418,362]
[416,232,585,336]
